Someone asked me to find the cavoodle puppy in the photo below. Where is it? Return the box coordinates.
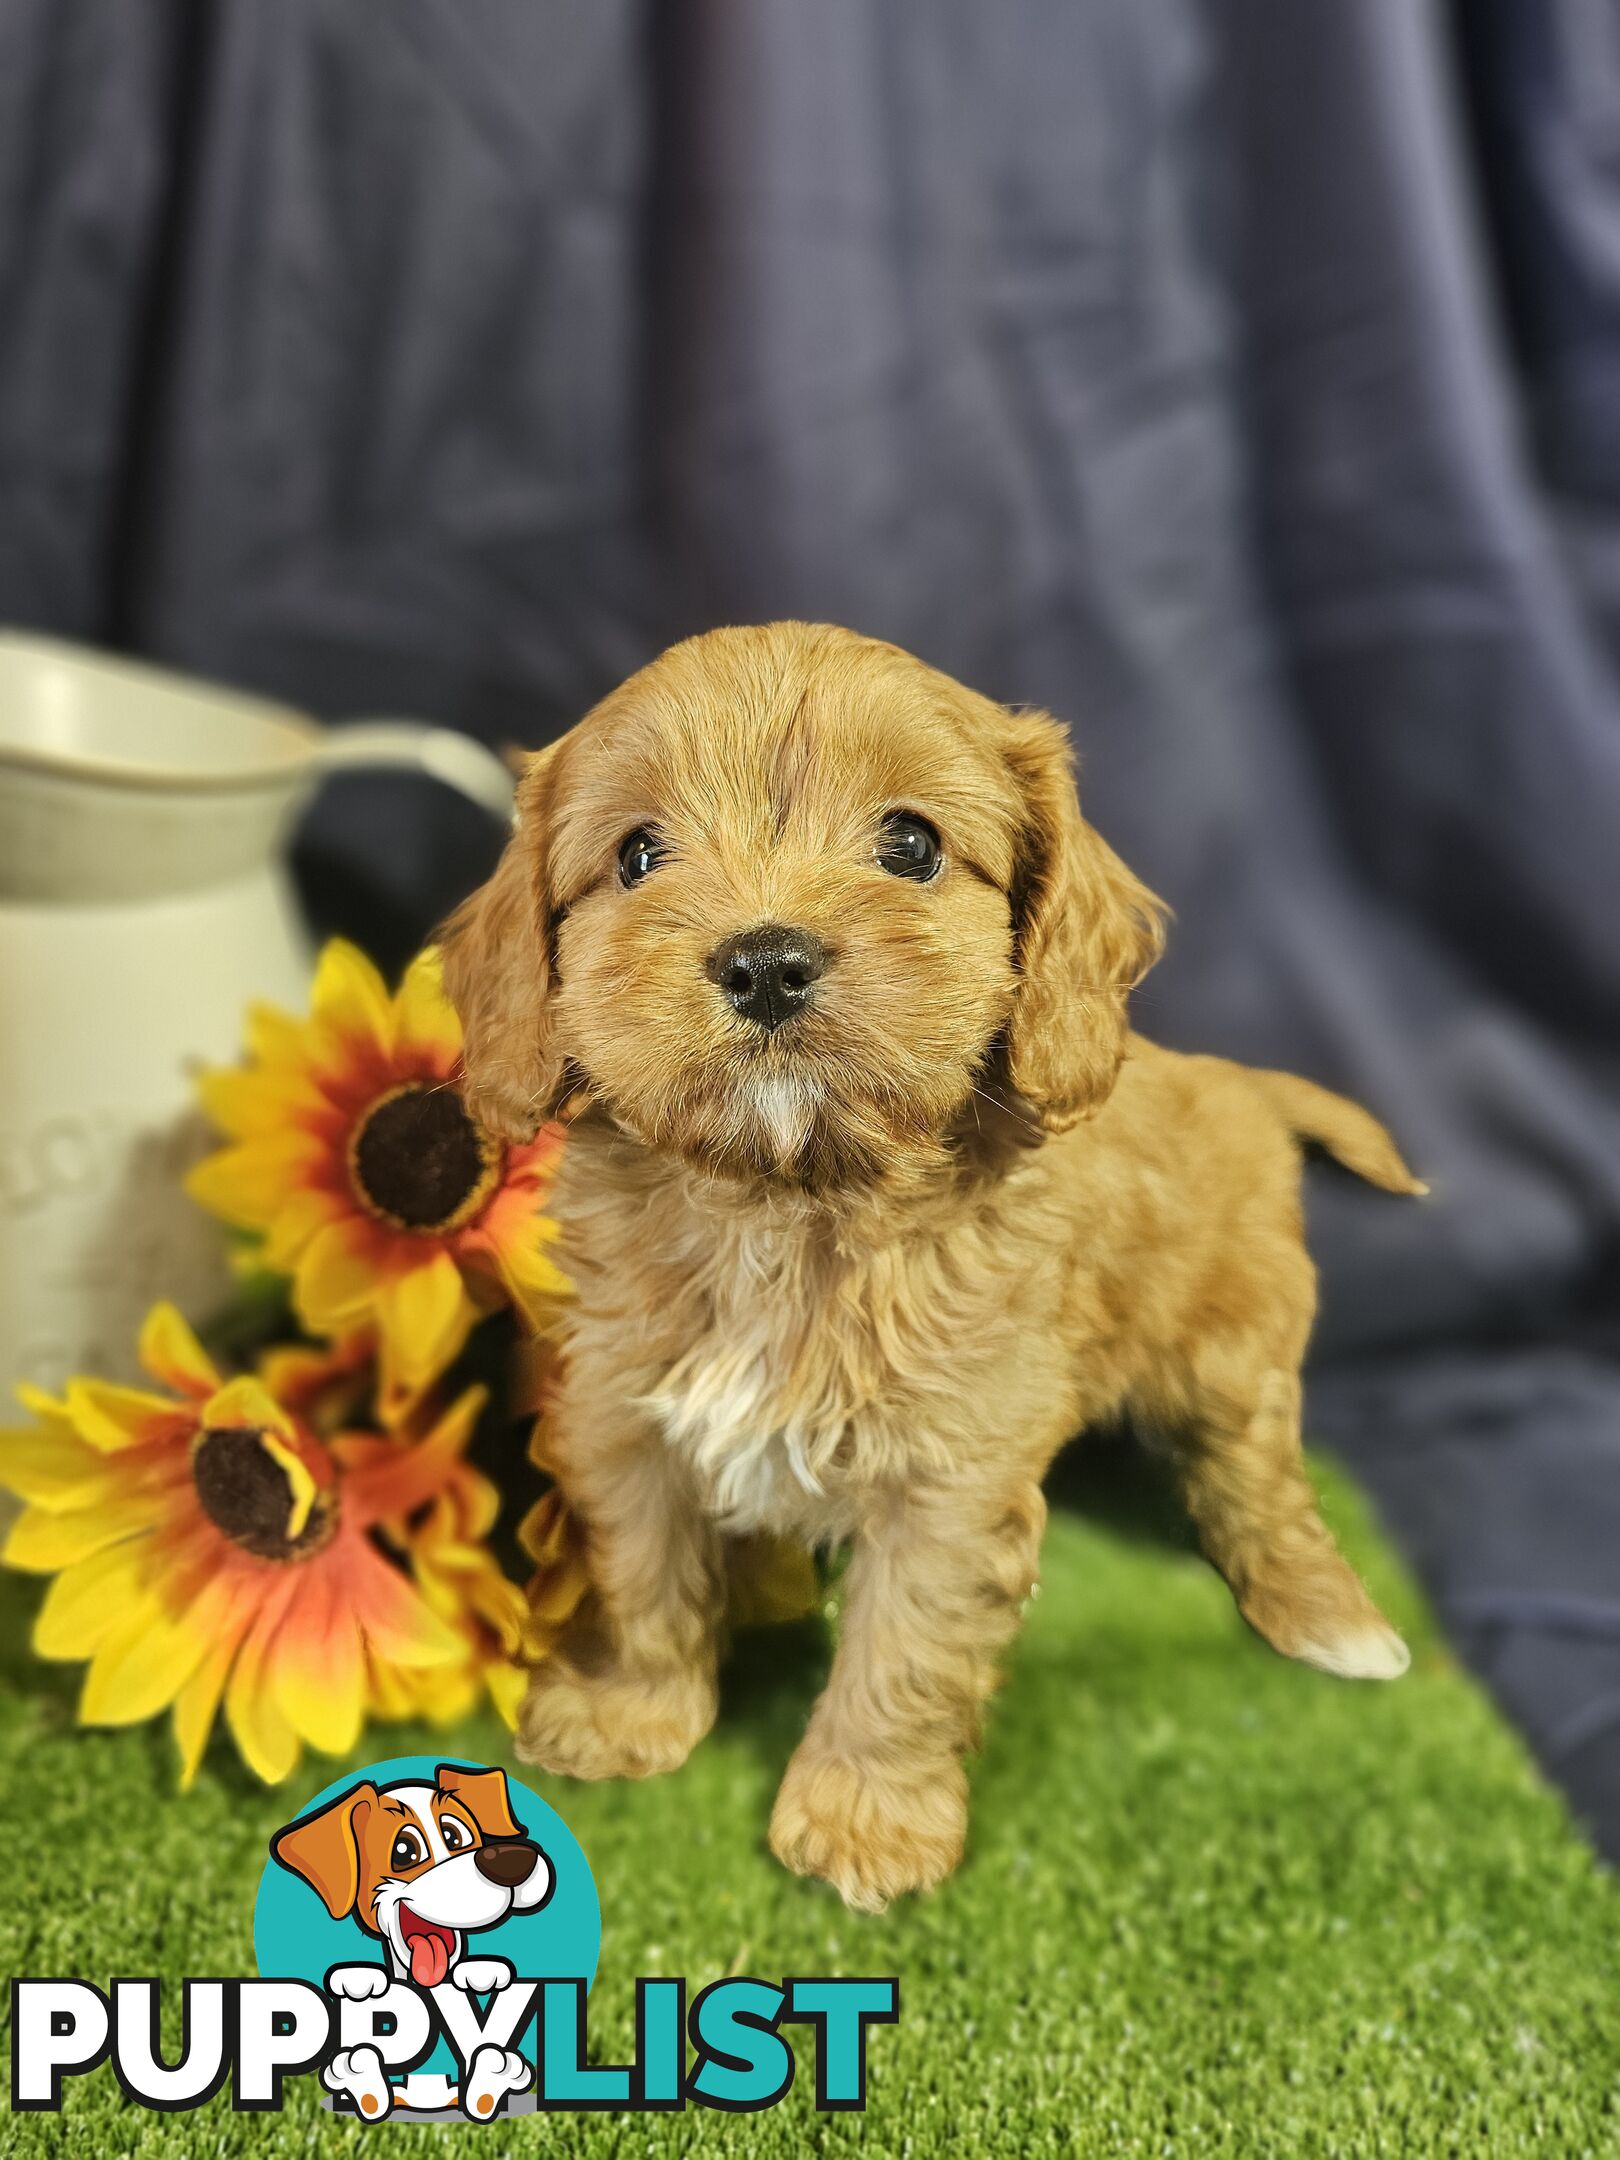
[441,620,1423,1913]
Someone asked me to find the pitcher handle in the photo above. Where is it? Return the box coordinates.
[313,721,516,826]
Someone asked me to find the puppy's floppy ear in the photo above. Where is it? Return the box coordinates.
[1002,709,1166,1132]
[436,1762,522,1842]
[270,1781,378,1920]
[438,736,571,1143]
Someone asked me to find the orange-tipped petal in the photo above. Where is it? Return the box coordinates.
[138,1303,220,1399]
[268,1567,367,1757]
[349,1541,464,1668]
[341,1387,488,1528]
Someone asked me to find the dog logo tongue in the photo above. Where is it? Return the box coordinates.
[403,1915,453,1988]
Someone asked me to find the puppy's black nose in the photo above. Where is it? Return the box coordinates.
[706,924,826,1033]
[474,1839,539,1887]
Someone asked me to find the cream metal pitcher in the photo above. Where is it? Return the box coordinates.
[0,633,515,1394]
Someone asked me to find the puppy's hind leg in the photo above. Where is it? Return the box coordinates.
[1171,1357,1408,1682]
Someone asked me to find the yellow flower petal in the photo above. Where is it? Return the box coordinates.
[367,1658,418,1721]
[383,1661,478,1728]
[225,1591,303,1785]
[3,1495,153,1571]
[244,999,308,1068]
[377,1252,478,1394]
[201,1376,296,1443]
[197,1064,329,1140]
[80,1594,209,1726]
[175,1635,238,1787]
[528,1562,590,1627]
[489,1226,570,1328]
[271,1592,366,1757]
[259,1430,319,1540]
[295,1221,382,1334]
[63,1379,180,1454]
[138,1303,219,1398]
[262,1187,345,1274]
[185,1133,326,1231]
[486,1659,528,1729]
[517,1488,571,1567]
[14,1382,66,1418]
[34,1542,149,1660]
[351,1543,464,1668]
[393,945,462,1064]
[0,1419,125,1508]
[310,939,394,1054]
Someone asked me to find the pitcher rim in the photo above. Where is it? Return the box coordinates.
[0,631,321,796]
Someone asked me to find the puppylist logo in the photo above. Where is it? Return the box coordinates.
[10,1754,898,2124]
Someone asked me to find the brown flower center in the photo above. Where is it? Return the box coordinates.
[348,1081,503,1234]
[192,1428,335,1561]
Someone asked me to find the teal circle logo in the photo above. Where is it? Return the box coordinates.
[253,1756,598,2118]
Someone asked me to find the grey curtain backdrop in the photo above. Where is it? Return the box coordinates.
[3,3,1619,1847]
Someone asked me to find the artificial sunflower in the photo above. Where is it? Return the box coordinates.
[517,1484,593,1661]
[0,1303,495,1787]
[363,1397,535,1731]
[187,940,568,1411]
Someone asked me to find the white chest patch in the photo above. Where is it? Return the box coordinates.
[634,1209,992,1538]
[641,1335,841,1535]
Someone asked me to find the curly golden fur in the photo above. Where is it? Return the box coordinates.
[441,621,1425,1913]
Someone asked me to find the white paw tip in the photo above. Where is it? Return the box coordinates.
[1301,1625,1411,1681]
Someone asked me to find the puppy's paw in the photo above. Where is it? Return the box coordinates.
[1292,1616,1411,1682]
[515,1657,716,1781]
[769,1747,968,1913]
[1242,1555,1410,1682]
[326,1963,391,2001]
[451,1956,514,1994]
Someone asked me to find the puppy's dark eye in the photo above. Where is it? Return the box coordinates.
[875,811,942,881]
[390,1828,427,1871]
[618,827,667,886]
[440,1817,470,1852]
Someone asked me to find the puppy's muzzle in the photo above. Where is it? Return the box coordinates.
[473,1838,541,1886]
[706,924,826,1034]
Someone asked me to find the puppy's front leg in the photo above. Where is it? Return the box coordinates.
[771,1477,1046,1912]
[517,1406,723,1781]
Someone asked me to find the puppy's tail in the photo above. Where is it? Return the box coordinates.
[1255,1070,1428,1196]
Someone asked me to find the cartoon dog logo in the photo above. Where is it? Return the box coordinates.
[271,1762,554,2119]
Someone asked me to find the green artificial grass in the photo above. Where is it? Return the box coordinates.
[3,1446,1619,2157]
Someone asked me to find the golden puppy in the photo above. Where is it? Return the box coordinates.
[440,621,1423,1913]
